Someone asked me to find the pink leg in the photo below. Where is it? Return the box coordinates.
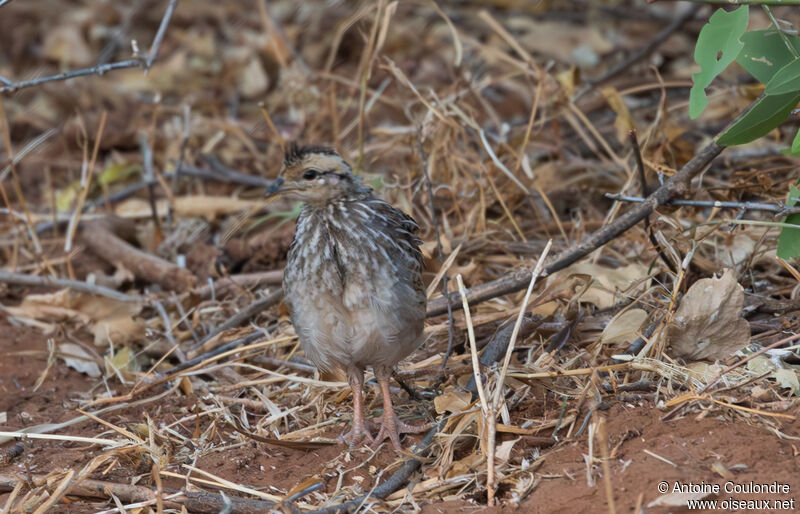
[338,369,375,447]
[372,369,427,451]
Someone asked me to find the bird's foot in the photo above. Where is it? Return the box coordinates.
[371,411,428,451]
[337,418,375,448]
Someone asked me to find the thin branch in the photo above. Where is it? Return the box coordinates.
[306,419,445,514]
[0,0,179,94]
[426,141,724,317]
[145,0,178,70]
[629,130,677,273]
[187,289,283,354]
[762,5,800,59]
[574,4,702,100]
[0,270,137,302]
[604,193,800,216]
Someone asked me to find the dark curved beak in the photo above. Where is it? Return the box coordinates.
[267,177,284,196]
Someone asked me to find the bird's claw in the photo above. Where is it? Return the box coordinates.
[371,415,428,451]
[337,419,375,448]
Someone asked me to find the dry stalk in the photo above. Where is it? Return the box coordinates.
[456,273,495,505]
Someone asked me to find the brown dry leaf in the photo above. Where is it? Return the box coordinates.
[718,234,755,269]
[514,20,614,66]
[42,26,92,66]
[237,58,270,99]
[58,343,101,378]
[93,315,142,347]
[601,87,635,145]
[6,289,143,347]
[433,390,472,414]
[773,369,800,396]
[685,362,724,383]
[494,437,520,466]
[665,269,749,361]
[600,308,648,346]
[547,262,649,309]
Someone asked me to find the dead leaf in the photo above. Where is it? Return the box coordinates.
[601,87,634,145]
[5,289,143,347]
[58,343,101,378]
[685,362,723,383]
[42,26,92,66]
[773,369,800,396]
[600,308,648,346]
[495,437,520,466]
[434,390,472,414]
[547,262,649,309]
[237,58,269,99]
[666,270,749,361]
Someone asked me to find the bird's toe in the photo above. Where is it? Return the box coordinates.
[371,415,428,451]
[337,419,375,447]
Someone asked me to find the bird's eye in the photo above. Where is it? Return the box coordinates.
[303,170,318,180]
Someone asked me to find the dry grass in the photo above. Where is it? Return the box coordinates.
[1,1,800,512]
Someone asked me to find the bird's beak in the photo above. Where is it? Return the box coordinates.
[266,177,284,197]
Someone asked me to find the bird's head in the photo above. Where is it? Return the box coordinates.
[267,144,364,204]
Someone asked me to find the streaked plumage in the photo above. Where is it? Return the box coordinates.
[271,144,426,449]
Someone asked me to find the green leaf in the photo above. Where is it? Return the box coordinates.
[716,92,800,146]
[777,186,800,259]
[98,163,140,187]
[689,6,749,119]
[793,127,800,155]
[737,30,800,84]
[765,57,800,95]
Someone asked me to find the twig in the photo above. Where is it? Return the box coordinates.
[80,217,196,292]
[138,131,161,232]
[574,4,702,100]
[426,140,725,317]
[604,193,800,216]
[0,0,179,94]
[465,315,545,396]
[492,240,552,408]
[0,60,142,94]
[596,416,617,514]
[188,289,282,354]
[306,419,445,514]
[164,330,264,376]
[145,0,178,70]
[0,473,276,514]
[629,130,676,273]
[661,332,800,421]
[0,270,137,302]
[189,271,283,300]
[456,274,494,505]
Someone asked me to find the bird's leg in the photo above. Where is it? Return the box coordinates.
[372,367,428,451]
[338,368,375,447]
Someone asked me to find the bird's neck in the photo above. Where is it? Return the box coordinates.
[303,188,373,212]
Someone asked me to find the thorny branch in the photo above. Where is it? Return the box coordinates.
[0,0,179,94]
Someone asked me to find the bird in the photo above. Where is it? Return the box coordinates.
[268,143,427,450]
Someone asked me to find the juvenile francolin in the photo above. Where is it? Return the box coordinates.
[269,144,426,449]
